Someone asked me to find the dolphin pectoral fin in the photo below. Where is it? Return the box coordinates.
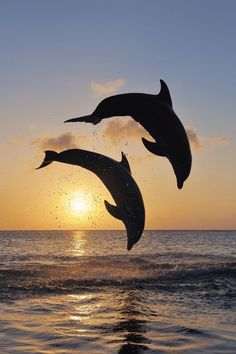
[142,137,167,157]
[64,115,101,125]
[104,200,123,220]
[120,152,131,174]
[157,80,173,107]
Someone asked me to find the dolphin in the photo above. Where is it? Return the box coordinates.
[65,80,192,189]
[36,149,145,250]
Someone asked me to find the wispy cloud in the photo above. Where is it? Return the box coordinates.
[103,120,228,150]
[210,135,228,144]
[103,118,148,144]
[32,132,88,151]
[91,78,126,96]
[186,126,203,149]
[186,126,228,150]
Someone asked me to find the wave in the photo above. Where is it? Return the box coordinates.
[1,254,236,301]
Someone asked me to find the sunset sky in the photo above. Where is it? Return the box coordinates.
[1,0,235,230]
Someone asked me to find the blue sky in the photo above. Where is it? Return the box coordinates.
[1,0,236,137]
[0,0,235,229]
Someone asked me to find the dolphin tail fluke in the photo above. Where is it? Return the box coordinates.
[35,150,58,170]
[64,115,101,125]
[104,200,122,220]
[142,137,167,157]
[64,115,92,123]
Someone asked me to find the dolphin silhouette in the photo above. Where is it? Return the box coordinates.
[36,149,145,250]
[65,80,192,189]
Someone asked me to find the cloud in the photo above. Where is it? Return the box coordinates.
[186,126,228,150]
[210,135,228,144]
[91,78,126,96]
[103,120,206,148]
[103,121,228,150]
[32,132,88,151]
[103,118,148,144]
[186,126,203,149]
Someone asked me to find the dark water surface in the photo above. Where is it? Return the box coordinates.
[0,230,236,353]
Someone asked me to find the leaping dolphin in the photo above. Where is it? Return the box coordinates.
[36,149,145,250]
[65,80,192,189]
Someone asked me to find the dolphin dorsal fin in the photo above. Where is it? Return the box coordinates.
[120,152,131,174]
[104,200,123,220]
[157,80,172,107]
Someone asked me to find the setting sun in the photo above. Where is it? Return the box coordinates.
[70,193,89,214]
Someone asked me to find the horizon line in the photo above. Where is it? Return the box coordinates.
[0,229,235,232]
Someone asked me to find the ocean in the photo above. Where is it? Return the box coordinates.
[0,230,235,353]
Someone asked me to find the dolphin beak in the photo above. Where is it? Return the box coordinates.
[127,228,142,251]
[170,159,185,189]
[127,239,134,251]
[177,180,184,189]
[64,115,101,125]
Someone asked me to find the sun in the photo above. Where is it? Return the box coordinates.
[70,193,89,214]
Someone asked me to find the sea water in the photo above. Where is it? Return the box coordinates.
[0,230,235,353]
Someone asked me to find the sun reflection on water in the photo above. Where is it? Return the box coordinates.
[70,231,90,257]
[68,293,104,338]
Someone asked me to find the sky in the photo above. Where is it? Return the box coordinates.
[0,0,236,230]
